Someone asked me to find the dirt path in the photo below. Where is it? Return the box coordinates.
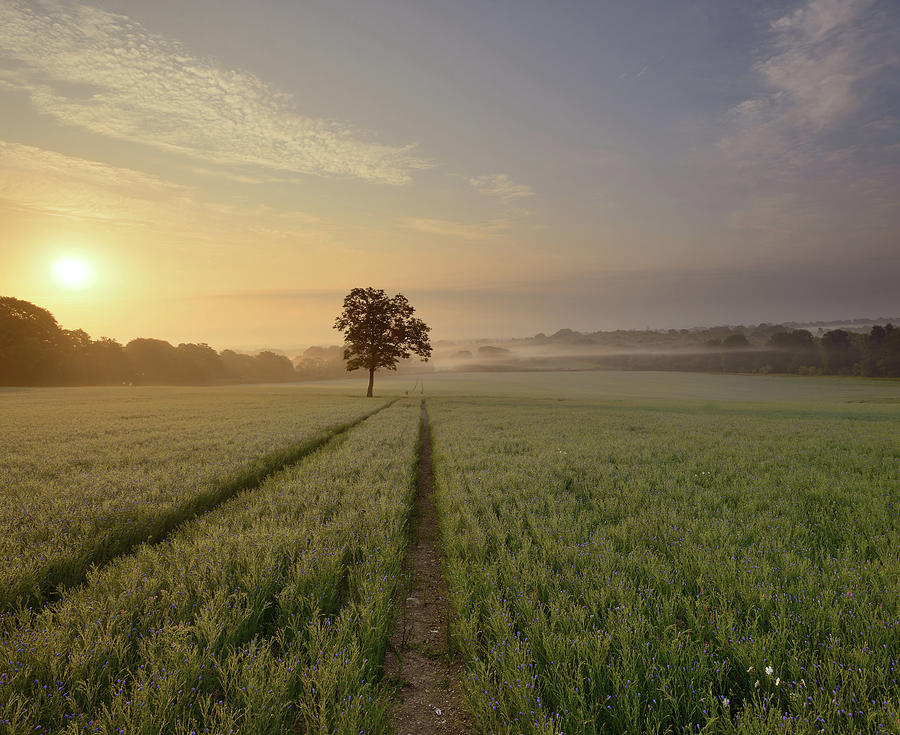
[385,403,472,735]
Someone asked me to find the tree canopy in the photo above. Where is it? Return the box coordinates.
[0,296,337,386]
[0,297,63,384]
[333,287,432,396]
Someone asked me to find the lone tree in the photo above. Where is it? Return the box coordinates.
[334,287,432,396]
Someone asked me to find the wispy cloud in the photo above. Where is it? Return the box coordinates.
[0,0,431,184]
[0,140,192,224]
[468,173,534,202]
[759,0,871,129]
[722,0,898,164]
[188,167,279,185]
[0,140,325,240]
[211,288,345,302]
[718,0,900,247]
[399,216,511,241]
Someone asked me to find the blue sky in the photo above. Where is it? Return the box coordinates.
[1,0,898,347]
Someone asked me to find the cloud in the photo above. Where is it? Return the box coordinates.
[0,0,431,184]
[771,0,871,46]
[723,0,898,162]
[188,167,278,185]
[759,0,871,130]
[468,173,534,202]
[0,140,325,240]
[0,140,192,223]
[399,216,511,241]
[211,288,345,302]
[717,0,900,247]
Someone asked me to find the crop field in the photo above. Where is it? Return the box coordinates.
[1,373,898,734]
[0,386,384,610]
[429,386,899,733]
[1,394,420,733]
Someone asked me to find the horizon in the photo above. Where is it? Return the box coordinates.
[10,290,899,356]
[2,0,899,345]
[195,312,900,355]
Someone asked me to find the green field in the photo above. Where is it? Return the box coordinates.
[1,372,897,733]
[1,395,420,733]
[0,386,386,611]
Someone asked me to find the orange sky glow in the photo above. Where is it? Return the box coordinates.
[1,0,898,350]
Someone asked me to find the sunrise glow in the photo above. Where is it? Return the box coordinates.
[0,0,897,346]
[51,256,93,290]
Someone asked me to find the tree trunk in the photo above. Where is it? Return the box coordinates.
[367,367,375,397]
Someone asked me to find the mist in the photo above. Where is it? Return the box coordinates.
[427,319,900,377]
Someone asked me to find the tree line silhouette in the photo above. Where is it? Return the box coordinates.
[0,296,346,386]
[2,295,899,385]
[531,322,900,377]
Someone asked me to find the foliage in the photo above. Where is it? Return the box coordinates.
[0,296,328,386]
[334,287,432,396]
[528,324,900,377]
[293,345,348,380]
[0,296,66,384]
[723,333,749,348]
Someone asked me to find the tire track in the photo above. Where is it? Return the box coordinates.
[11,398,397,613]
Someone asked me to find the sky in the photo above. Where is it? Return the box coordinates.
[1,0,899,349]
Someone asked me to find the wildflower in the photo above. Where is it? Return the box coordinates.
[765,666,773,676]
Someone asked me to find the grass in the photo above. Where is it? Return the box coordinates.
[365,369,900,405]
[429,388,899,733]
[1,372,898,734]
[0,397,420,734]
[0,386,387,611]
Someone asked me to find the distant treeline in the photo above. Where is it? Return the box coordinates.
[529,323,900,377]
[0,296,347,386]
[4,296,900,385]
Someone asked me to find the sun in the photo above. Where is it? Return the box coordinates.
[52,256,94,289]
